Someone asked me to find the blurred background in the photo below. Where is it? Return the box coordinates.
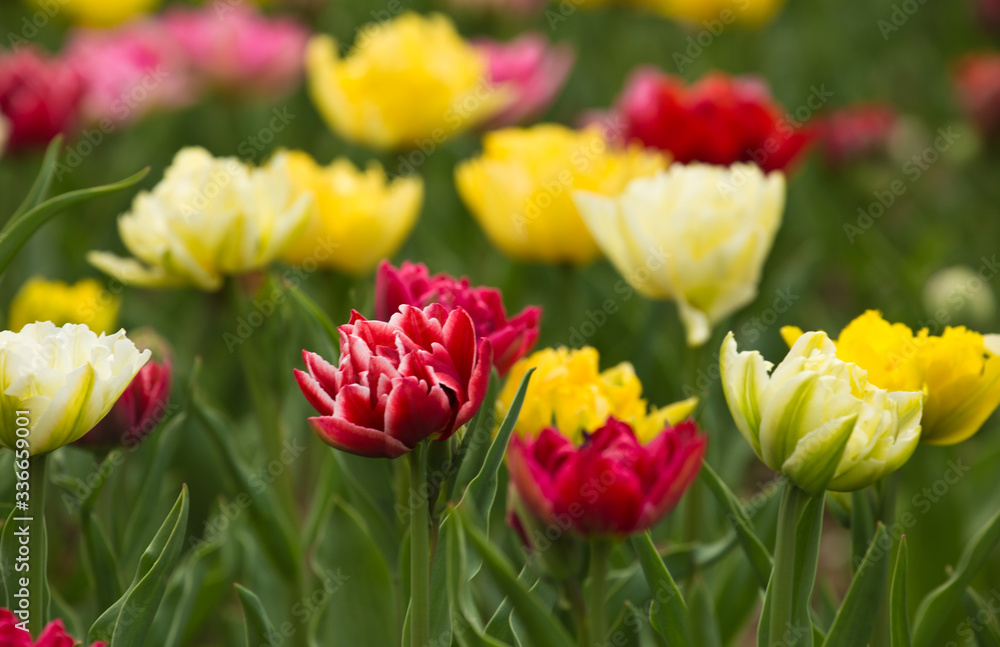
[2,0,1000,644]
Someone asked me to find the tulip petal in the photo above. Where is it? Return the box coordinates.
[780,412,858,495]
[384,377,452,446]
[294,368,335,416]
[309,415,411,458]
[719,332,770,457]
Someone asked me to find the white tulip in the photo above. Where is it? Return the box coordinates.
[573,163,785,346]
[88,147,311,291]
[0,323,151,455]
[720,330,923,494]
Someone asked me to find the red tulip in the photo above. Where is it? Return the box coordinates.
[954,53,1000,138]
[295,305,492,459]
[77,357,172,448]
[0,47,85,151]
[476,33,575,128]
[1,608,106,647]
[376,261,541,377]
[818,104,898,167]
[613,67,813,172]
[507,418,706,537]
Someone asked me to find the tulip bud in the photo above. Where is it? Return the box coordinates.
[2,607,106,646]
[506,418,706,538]
[720,331,923,494]
[76,330,173,449]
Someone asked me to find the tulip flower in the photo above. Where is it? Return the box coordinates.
[1,608,106,646]
[782,310,1000,446]
[455,124,667,265]
[294,305,491,459]
[954,53,1000,138]
[66,21,195,126]
[0,47,85,152]
[31,0,160,26]
[88,147,311,291]
[474,34,575,128]
[8,277,120,334]
[507,417,706,537]
[306,13,506,150]
[376,260,541,376]
[0,323,150,456]
[0,114,8,157]
[819,104,899,167]
[573,163,785,347]
[980,0,1000,32]
[721,331,923,495]
[280,152,422,275]
[610,68,812,172]
[498,346,697,444]
[162,3,309,98]
[641,0,786,25]
[77,355,171,448]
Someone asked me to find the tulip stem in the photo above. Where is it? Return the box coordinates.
[27,453,50,636]
[767,483,813,647]
[565,578,590,647]
[409,442,431,647]
[588,538,613,646]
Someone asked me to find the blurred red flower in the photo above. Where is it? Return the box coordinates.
[376,260,541,376]
[818,103,898,167]
[1,609,106,647]
[954,53,1000,138]
[0,47,84,151]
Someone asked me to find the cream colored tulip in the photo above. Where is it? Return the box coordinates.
[720,331,923,495]
[88,147,311,291]
[0,323,150,455]
[573,163,785,346]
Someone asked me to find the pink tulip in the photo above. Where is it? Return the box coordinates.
[0,47,85,151]
[818,104,898,167]
[1,608,106,647]
[507,418,706,537]
[77,357,172,448]
[376,260,541,377]
[477,33,575,128]
[295,305,492,459]
[162,2,309,98]
[954,53,1000,138]
[66,21,196,126]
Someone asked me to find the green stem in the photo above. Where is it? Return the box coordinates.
[409,443,430,647]
[566,578,590,647]
[769,483,803,646]
[588,539,613,647]
[27,454,50,637]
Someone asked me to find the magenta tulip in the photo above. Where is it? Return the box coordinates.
[507,418,706,537]
[0,47,85,151]
[376,260,541,377]
[77,357,172,448]
[295,305,492,459]
[1,608,106,647]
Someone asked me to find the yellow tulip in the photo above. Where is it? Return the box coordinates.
[280,151,423,275]
[31,0,160,26]
[781,310,1000,445]
[88,147,311,291]
[573,163,785,347]
[306,13,504,150]
[642,0,786,25]
[456,124,668,265]
[8,277,120,334]
[497,346,697,444]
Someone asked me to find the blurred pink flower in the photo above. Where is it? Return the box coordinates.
[0,47,84,151]
[67,21,195,126]
[476,33,575,127]
[954,53,1000,138]
[162,2,309,99]
[818,103,898,167]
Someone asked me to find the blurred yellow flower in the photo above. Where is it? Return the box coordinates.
[573,163,785,347]
[8,277,119,333]
[643,0,786,25]
[32,0,160,26]
[456,125,667,266]
[306,13,504,150]
[782,310,1000,446]
[498,346,697,444]
[281,151,423,275]
[88,147,311,291]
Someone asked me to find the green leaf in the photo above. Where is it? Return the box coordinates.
[455,503,576,647]
[631,531,692,647]
[89,485,190,646]
[310,499,397,647]
[961,587,1000,647]
[158,538,225,647]
[80,512,123,612]
[850,489,877,572]
[824,523,890,647]
[890,537,911,647]
[235,583,278,647]
[699,462,773,588]
[791,493,825,647]
[688,578,721,647]
[10,135,62,220]
[284,278,340,356]
[912,507,1000,647]
[446,367,500,504]
[0,166,149,276]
